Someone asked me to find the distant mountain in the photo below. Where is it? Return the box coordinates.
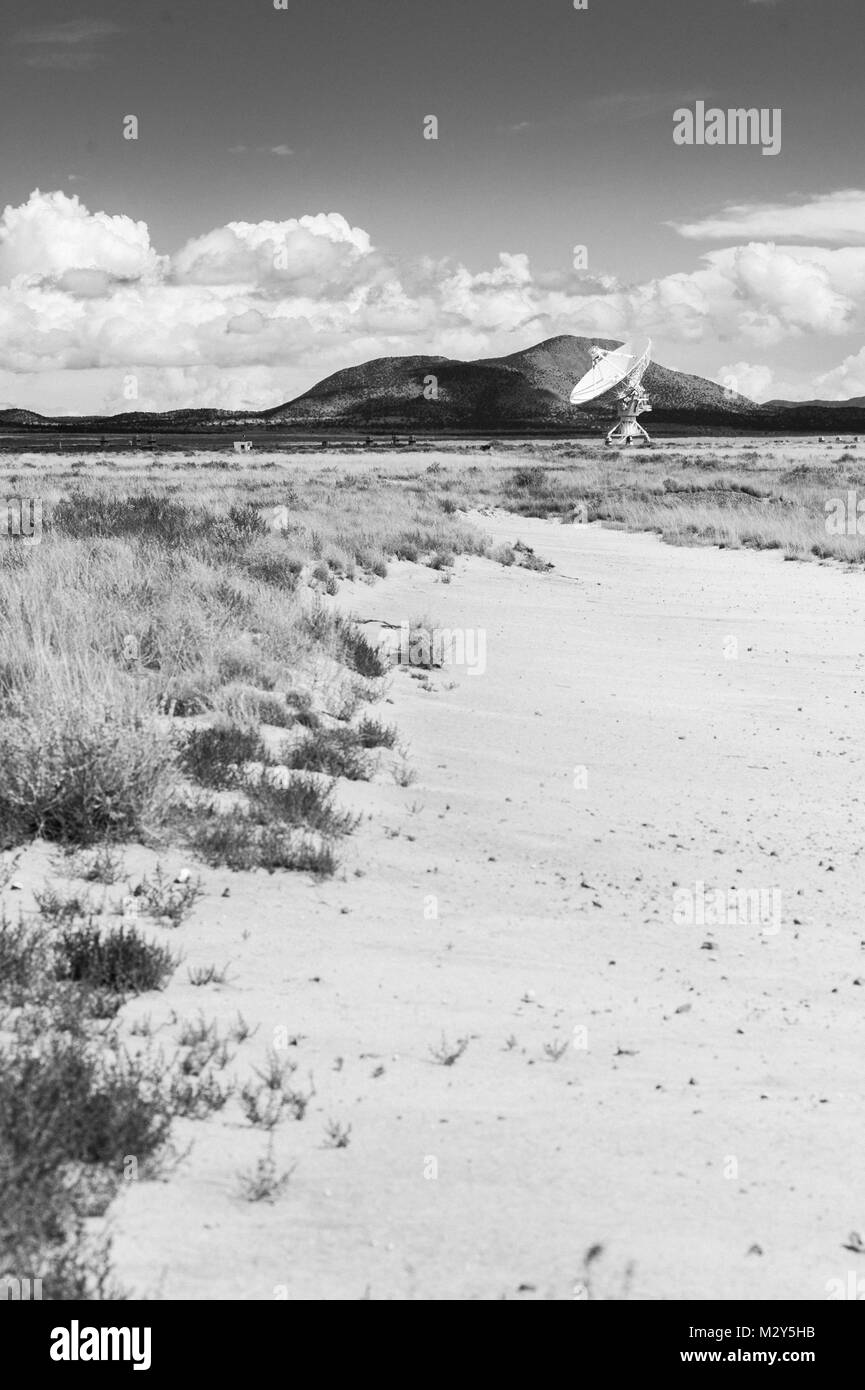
[0,408,51,427]
[0,407,237,431]
[264,335,756,428]
[4,336,865,434]
[764,397,865,410]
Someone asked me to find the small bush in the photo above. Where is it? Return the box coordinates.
[185,808,338,875]
[254,693,295,728]
[177,725,268,790]
[34,884,94,924]
[0,911,49,1005]
[240,1080,284,1129]
[511,465,547,491]
[0,1036,172,1172]
[248,773,358,837]
[54,923,177,994]
[0,702,173,847]
[131,864,203,926]
[355,717,397,750]
[0,1035,170,1298]
[335,618,388,678]
[285,727,372,781]
[166,1069,233,1119]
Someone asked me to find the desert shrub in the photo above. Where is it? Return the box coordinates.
[54,923,177,994]
[0,911,49,1005]
[216,645,277,689]
[0,1037,172,1189]
[167,1069,233,1119]
[355,717,397,749]
[33,884,94,923]
[285,726,372,781]
[248,773,358,837]
[51,492,196,545]
[510,465,547,491]
[178,724,268,789]
[185,808,337,876]
[251,693,295,728]
[394,541,419,562]
[158,676,215,717]
[242,549,303,590]
[333,616,388,678]
[0,700,174,847]
[284,690,321,729]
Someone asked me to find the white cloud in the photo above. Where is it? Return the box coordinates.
[171,213,373,289]
[5,189,865,412]
[716,361,776,402]
[673,190,865,245]
[814,346,865,401]
[0,191,160,284]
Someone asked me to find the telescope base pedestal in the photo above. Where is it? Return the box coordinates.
[605,410,652,447]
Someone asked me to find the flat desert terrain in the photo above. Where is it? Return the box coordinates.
[3,442,863,1300]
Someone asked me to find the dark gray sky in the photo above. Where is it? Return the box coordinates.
[1,0,864,411]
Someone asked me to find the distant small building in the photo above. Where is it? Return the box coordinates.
[233,440,254,454]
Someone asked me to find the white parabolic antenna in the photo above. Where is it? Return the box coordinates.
[570,338,653,446]
[569,342,636,405]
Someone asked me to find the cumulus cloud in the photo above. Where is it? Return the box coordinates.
[813,347,865,400]
[0,191,161,284]
[5,188,865,412]
[171,213,373,290]
[715,361,777,402]
[673,190,865,245]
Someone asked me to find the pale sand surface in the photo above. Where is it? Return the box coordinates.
[21,510,863,1300]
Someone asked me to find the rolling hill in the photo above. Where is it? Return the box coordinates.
[3,335,865,434]
[264,335,757,428]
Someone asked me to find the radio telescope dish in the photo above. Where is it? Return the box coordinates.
[569,343,636,406]
[570,338,653,447]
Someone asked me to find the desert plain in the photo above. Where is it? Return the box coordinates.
[1,438,863,1300]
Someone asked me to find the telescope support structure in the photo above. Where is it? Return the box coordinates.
[605,388,652,446]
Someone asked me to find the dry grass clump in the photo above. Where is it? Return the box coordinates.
[418,440,865,564]
[0,477,457,862]
[0,690,174,847]
[0,898,183,1298]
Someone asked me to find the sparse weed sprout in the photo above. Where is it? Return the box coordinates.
[237,1142,296,1202]
[429,1034,470,1066]
[324,1118,352,1149]
[131,865,203,926]
[55,844,125,885]
[239,1080,285,1130]
[34,883,95,923]
[188,962,230,988]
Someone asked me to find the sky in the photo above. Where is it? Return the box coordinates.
[1,0,864,413]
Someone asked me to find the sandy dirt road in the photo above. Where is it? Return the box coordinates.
[98,512,865,1300]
